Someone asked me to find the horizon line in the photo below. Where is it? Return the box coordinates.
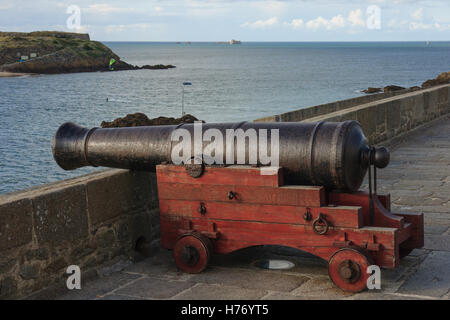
[99,40,450,42]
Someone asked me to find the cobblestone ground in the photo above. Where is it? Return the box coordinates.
[45,117,450,300]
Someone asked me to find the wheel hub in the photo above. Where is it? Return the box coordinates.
[181,245,199,266]
[337,259,361,283]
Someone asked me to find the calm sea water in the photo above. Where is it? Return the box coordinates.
[1,41,450,194]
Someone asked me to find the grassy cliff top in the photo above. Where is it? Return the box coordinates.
[0,31,175,74]
[0,32,110,65]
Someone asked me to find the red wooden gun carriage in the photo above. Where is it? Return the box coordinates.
[53,120,424,292]
[157,163,423,292]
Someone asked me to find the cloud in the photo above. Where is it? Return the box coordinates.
[305,14,345,30]
[104,22,157,33]
[284,18,304,29]
[409,21,449,31]
[84,4,135,15]
[411,8,423,20]
[348,9,365,27]
[241,17,278,29]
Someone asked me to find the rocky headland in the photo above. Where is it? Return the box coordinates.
[0,31,175,75]
[362,71,450,94]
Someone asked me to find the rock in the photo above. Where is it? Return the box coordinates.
[384,85,406,93]
[45,257,67,274]
[19,264,40,280]
[96,230,116,248]
[101,113,203,128]
[141,64,176,70]
[362,87,382,94]
[25,248,49,261]
[0,277,18,299]
[409,86,421,91]
[0,258,17,274]
[421,71,450,88]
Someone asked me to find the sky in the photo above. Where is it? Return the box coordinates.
[0,0,449,41]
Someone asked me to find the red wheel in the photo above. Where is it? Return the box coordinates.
[173,233,212,273]
[328,248,372,293]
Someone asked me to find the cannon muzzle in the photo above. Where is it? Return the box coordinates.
[52,120,389,192]
[52,122,94,170]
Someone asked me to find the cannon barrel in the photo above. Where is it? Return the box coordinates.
[52,121,389,192]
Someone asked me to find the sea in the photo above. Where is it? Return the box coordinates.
[1,41,449,194]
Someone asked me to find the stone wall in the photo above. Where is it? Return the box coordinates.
[299,84,450,144]
[255,84,450,145]
[254,87,419,123]
[0,169,159,299]
[0,84,449,299]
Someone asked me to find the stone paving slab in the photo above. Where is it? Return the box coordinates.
[188,267,309,292]
[52,116,450,300]
[114,277,195,299]
[397,251,450,297]
[424,234,450,251]
[173,283,268,300]
[56,272,141,300]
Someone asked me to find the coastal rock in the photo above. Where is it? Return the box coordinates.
[0,31,175,75]
[101,113,202,128]
[421,72,450,88]
[362,87,382,94]
[383,85,406,93]
[141,64,176,70]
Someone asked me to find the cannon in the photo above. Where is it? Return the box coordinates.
[52,120,424,292]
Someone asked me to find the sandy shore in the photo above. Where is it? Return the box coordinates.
[0,71,36,78]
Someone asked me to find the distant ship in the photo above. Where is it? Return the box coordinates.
[229,39,241,45]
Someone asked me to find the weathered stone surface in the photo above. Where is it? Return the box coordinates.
[57,272,141,300]
[115,277,195,299]
[25,248,49,261]
[86,171,135,225]
[190,267,309,292]
[175,283,268,300]
[32,185,88,245]
[45,257,67,274]
[98,294,147,300]
[423,234,450,251]
[0,277,18,299]
[424,225,448,235]
[0,198,33,251]
[348,292,427,300]
[96,230,116,249]
[70,243,96,260]
[19,264,40,280]
[0,257,17,274]
[290,276,353,299]
[86,170,156,226]
[128,212,153,245]
[124,250,192,281]
[261,292,306,300]
[398,251,450,297]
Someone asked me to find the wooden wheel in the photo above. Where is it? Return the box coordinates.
[328,248,372,293]
[173,232,212,273]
